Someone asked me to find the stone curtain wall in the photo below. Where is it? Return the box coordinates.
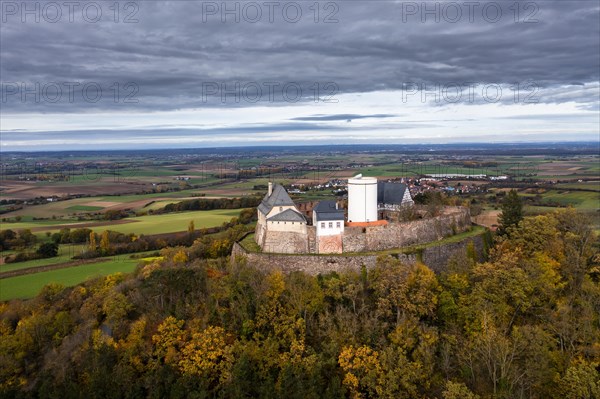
[343,207,471,252]
[232,229,485,275]
[231,244,385,274]
[261,230,309,254]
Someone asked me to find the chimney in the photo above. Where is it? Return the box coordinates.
[335,202,338,210]
[268,182,273,196]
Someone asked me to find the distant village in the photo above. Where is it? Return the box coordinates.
[285,173,506,199]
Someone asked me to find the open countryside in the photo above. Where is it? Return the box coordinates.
[2,144,598,302]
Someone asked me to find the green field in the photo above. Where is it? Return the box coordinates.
[555,181,600,191]
[520,190,600,210]
[65,205,104,211]
[0,258,140,301]
[1,217,80,228]
[2,209,244,236]
[540,191,599,210]
[87,209,243,235]
[0,244,86,273]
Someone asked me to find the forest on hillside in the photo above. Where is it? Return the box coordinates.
[0,208,598,399]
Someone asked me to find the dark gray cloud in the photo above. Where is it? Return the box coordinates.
[1,0,598,114]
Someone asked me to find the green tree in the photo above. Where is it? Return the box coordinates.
[556,359,600,399]
[188,220,195,234]
[497,189,523,236]
[18,229,37,248]
[36,242,59,258]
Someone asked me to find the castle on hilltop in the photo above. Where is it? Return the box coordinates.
[255,175,416,254]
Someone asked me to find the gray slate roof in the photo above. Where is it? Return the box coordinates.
[267,208,306,223]
[377,182,410,205]
[314,200,345,221]
[258,184,296,215]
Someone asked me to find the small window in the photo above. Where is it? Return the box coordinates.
[328,222,333,228]
[321,222,325,228]
[336,222,341,228]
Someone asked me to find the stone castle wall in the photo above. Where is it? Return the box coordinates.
[343,207,471,252]
[232,229,486,275]
[261,230,309,254]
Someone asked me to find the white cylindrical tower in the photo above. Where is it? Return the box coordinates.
[347,175,378,223]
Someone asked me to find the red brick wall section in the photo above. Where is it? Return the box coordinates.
[317,234,343,254]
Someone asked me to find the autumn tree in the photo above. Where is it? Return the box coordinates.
[152,316,187,366]
[179,326,234,388]
[371,258,440,325]
[442,381,480,399]
[556,359,600,399]
[339,345,383,398]
[89,231,97,252]
[173,249,188,264]
[100,230,110,254]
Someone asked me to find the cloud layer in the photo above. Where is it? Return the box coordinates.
[1,0,598,149]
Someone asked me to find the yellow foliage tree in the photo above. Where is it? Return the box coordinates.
[152,316,187,366]
[339,345,383,398]
[100,230,110,254]
[117,317,149,373]
[179,326,234,387]
[442,381,480,399]
[173,249,188,264]
[372,259,441,324]
[89,231,97,252]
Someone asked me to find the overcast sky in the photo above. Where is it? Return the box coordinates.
[1,0,599,151]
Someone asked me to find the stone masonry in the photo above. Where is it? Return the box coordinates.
[232,230,486,275]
